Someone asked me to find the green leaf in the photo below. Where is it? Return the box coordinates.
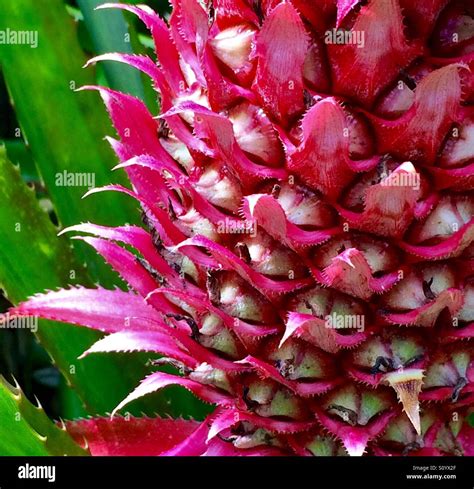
[0,147,86,303]
[2,139,38,183]
[0,0,139,285]
[0,375,88,456]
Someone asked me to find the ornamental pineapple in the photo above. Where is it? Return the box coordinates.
[5,0,474,456]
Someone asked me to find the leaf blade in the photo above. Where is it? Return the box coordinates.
[0,376,88,456]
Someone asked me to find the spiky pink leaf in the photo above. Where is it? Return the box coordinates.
[282,312,367,353]
[207,408,315,441]
[328,0,421,107]
[81,331,198,368]
[67,416,199,456]
[369,65,465,164]
[73,236,176,314]
[239,355,339,397]
[242,194,340,250]
[253,2,309,124]
[289,99,379,200]
[98,3,185,93]
[175,235,312,299]
[3,287,161,334]
[113,372,234,416]
[314,406,396,456]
